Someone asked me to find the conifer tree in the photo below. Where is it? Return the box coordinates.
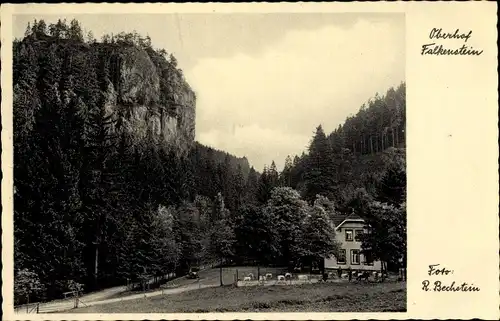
[233,164,246,211]
[280,155,293,187]
[245,167,259,205]
[69,19,84,42]
[256,166,273,204]
[268,161,279,186]
[376,160,406,206]
[304,125,337,203]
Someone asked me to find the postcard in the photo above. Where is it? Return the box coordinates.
[1,2,498,320]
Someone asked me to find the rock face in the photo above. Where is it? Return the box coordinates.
[104,46,196,154]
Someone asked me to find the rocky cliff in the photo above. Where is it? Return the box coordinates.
[103,45,196,154]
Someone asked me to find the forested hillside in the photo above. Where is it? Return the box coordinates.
[261,83,406,212]
[13,19,405,305]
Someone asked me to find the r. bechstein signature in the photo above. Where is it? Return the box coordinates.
[421,264,481,292]
[421,28,483,56]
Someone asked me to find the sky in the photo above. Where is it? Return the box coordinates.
[13,13,405,171]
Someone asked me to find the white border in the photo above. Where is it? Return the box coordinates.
[2,2,498,320]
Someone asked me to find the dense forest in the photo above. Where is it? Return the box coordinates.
[278,83,406,208]
[13,19,406,305]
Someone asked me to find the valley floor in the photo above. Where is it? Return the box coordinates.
[71,280,406,313]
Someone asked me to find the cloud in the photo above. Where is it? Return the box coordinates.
[188,18,405,171]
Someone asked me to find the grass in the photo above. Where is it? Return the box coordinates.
[71,280,406,313]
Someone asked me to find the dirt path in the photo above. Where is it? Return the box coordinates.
[16,273,179,314]
[75,282,217,310]
[16,271,219,314]
[35,280,216,313]
[73,272,226,311]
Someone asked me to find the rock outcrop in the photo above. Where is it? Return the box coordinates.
[103,46,196,154]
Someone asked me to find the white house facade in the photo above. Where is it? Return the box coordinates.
[324,215,382,271]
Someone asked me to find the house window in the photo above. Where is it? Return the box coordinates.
[351,250,360,265]
[337,249,346,264]
[355,229,364,242]
[345,229,353,241]
[364,251,374,265]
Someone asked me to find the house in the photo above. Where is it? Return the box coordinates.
[324,213,382,271]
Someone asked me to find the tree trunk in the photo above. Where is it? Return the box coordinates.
[391,129,395,147]
[370,136,373,154]
[94,244,99,282]
[402,255,407,281]
[219,259,223,286]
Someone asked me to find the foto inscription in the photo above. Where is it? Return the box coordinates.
[421,264,480,292]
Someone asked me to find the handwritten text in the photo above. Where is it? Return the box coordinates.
[421,28,483,56]
[421,264,480,293]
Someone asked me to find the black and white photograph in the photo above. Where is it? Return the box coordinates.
[10,10,408,315]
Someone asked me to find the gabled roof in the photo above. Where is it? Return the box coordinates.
[346,212,363,220]
[333,212,366,230]
[331,216,346,227]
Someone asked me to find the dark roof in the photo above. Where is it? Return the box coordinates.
[345,212,363,220]
[332,212,365,229]
[331,216,347,227]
